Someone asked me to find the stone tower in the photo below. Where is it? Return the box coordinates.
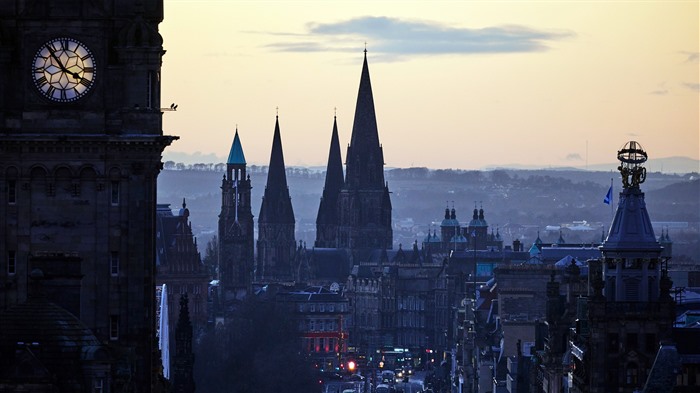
[0,1,175,390]
[257,116,296,282]
[467,205,489,250]
[337,51,392,253]
[315,116,344,248]
[218,129,254,298]
[572,141,675,393]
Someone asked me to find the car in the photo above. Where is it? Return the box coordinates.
[381,370,395,384]
[376,383,391,393]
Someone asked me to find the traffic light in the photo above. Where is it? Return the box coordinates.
[347,360,356,372]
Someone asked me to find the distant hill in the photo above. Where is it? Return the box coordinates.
[164,152,699,175]
[158,167,698,261]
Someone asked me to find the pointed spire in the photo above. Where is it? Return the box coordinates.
[227,128,246,165]
[267,116,289,191]
[322,116,344,202]
[259,115,294,223]
[317,116,345,226]
[345,50,385,190]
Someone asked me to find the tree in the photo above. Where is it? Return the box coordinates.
[194,297,317,393]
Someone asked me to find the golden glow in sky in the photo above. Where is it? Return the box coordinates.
[160,1,699,170]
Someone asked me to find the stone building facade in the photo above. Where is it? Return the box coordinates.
[0,1,175,390]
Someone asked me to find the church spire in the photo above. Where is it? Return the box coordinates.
[227,128,246,165]
[259,115,294,223]
[321,115,344,206]
[336,51,393,252]
[345,50,385,190]
[315,116,344,247]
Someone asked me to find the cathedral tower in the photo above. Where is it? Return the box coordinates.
[218,129,254,298]
[0,1,175,390]
[315,116,344,248]
[257,116,296,282]
[337,51,392,253]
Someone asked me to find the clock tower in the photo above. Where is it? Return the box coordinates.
[0,1,176,391]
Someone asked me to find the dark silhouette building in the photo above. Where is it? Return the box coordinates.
[257,116,296,283]
[218,130,254,299]
[335,51,393,255]
[172,294,195,393]
[155,201,209,371]
[0,1,175,391]
[568,141,676,392]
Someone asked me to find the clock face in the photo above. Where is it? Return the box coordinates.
[32,38,96,102]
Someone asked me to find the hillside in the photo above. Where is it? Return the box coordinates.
[157,168,699,261]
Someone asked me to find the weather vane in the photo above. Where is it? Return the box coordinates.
[617,140,647,188]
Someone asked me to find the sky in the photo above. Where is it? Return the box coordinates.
[159,1,699,170]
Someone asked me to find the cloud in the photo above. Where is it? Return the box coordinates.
[265,16,574,61]
[649,82,668,96]
[681,51,699,63]
[682,82,700,92]
[565,153,583,161]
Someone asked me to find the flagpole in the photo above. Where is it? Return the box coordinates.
[610,177,614,221]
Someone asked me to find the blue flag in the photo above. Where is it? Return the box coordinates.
[603,185,613,205]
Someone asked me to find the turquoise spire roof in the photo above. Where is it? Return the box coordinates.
[227,129,246,165]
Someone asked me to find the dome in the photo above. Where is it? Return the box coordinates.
[0,300,108,390]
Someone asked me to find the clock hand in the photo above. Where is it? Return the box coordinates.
[45,45,82,80]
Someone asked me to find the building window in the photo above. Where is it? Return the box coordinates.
[110,252,119,276]
[626,363,639,385]
[7,251,16,275]
[646,333,657,353]
[109,315,119,340]
[110,181,119,205]
[93,378,104,393]
[7,180,16,204]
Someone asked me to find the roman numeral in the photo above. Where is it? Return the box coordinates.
[36,76,48,87]
[60,89,67,100]
[79,78,92,87]
[47,86,56,97]
[83,67,94,74]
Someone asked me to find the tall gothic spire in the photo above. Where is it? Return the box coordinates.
[336,51,393,251]
[257,115,296,282]
[315,116,344,248]
[259,115,294,224]
[344,50,385,190]
[317,116,344,224]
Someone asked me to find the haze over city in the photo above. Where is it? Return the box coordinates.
[160,1,698,170]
